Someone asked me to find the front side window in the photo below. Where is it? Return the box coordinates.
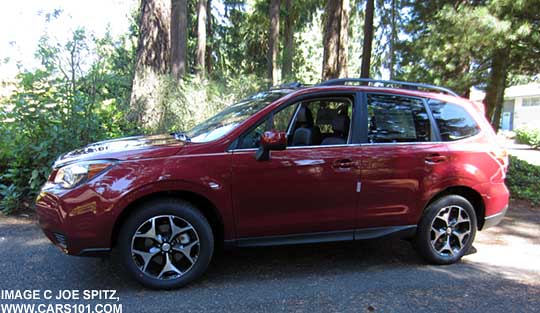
[428,100,480,141]
[236,96,353,149]
[186,90,290,143]
[367,94,431,143]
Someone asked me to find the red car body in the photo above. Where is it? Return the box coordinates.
[36,85,509,256]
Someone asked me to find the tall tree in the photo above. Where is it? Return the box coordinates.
[195,0,208,76]
[282,0,294,80]
[130,0,171,128]
[268,0,280,85]
[322,0,349,80]
[171,0,187,79]
[360,0,374,79]
[205,0,213,75]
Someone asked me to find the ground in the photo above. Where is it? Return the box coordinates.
[0,199,538,312]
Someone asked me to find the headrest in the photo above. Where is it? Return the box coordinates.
[332,114,350,134]
[296,106,314,126]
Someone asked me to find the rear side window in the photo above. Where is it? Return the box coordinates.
[428,100,480,141]
[367,94,431,143]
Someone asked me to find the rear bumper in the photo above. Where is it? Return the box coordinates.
[482,204,508,230]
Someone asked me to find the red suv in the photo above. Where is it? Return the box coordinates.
[36,78,509,289]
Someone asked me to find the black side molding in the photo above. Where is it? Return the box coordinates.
[225,225,417,248]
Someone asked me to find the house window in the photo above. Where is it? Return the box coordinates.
[522,97,540,107]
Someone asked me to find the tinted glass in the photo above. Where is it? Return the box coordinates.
[186,90,289,143]
[428,100,479,141]
[367,94,431,143]
[237,104,298,149]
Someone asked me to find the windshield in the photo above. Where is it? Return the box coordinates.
[186,90,290,143]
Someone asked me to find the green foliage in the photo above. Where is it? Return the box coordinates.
[506,156,540,205]
[154,74,266,133]
[0,28,137,213]
[514,127,540,149]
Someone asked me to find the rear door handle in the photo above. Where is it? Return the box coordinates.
[333,159,356,168]
[425,154,447,164]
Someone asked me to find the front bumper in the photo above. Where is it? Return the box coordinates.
[35,187,115,256]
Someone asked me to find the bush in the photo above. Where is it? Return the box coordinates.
[514,127,540,149]
[0,29,136,214]
[506,155,540,205]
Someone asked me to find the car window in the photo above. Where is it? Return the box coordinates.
[236,104,298,149]
[428,100,480,141]
[367,93,431,143]
[236,97,353,149]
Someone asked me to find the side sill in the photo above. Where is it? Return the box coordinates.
[76,248,112,257]
[224,225,417,248]
[354,225,417,240]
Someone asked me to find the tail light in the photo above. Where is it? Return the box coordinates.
[490,148,509,172]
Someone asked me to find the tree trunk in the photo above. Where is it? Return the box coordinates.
[268,0,280,85]
[130,0,171,129]
[322,0,349,80]
[282,0,294,80]
[360,0,375,79]
[171,0,187,79]
[388,0,396,80]
[206,0,213,76]
[337,0,349,78]
[195,0,207,76]
[484,47,510,131]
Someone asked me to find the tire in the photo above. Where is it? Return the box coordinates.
[415,195,477,265]
[118,198,214,289]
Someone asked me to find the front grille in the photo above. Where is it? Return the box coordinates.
[52,232,67,249]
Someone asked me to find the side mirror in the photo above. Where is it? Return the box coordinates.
[255,130,287,161]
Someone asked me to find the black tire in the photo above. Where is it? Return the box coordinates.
[118,198,214,289]
[415,195,477,265]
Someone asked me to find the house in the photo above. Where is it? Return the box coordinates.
[470,83,540,131]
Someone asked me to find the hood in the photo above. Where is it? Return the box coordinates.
[54,134,185,168]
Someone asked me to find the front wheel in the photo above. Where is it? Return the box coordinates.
[415,195,477,265]
[118,199,214,289]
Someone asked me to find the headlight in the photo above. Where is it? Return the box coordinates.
[53,160,116,189]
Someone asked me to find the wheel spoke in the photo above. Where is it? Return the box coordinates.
[133,247,160,272]
[455,208,470,226]
[452,230,470,249]
[168,216,193,241]
[172,240,199,265]
[435,209,451,227]
[134,217,163,244]
[431,227,445,244]
[158,253,183,279]
[436,235,454,256]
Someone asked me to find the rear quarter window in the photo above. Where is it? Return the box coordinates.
[428,100,480,141]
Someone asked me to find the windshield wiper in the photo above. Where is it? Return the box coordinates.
[170,131,191,142]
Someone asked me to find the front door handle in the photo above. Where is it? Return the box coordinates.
[333,159,356,168]
[425,153,447,164]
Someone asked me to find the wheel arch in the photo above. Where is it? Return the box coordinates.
[111,190,225,248]
[424,186,486,230]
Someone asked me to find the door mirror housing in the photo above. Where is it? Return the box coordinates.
[255,130,287,161]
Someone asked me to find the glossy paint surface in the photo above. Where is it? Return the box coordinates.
[35,85,509,255]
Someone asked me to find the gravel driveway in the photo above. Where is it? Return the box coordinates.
[0,200,539,313]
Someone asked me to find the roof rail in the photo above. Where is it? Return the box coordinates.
[317,78,459,97]
[270,81,303,90]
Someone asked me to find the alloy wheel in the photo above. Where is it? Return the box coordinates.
[430,205,472,257]
[130,215,200,280]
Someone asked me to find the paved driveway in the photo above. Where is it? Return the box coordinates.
[0,200,539,313]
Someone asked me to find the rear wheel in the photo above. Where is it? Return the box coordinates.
[415,195,477,265]
[118,199,214,289]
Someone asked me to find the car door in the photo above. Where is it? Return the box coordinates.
[230,93,361,240]
[357,92,450,229]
